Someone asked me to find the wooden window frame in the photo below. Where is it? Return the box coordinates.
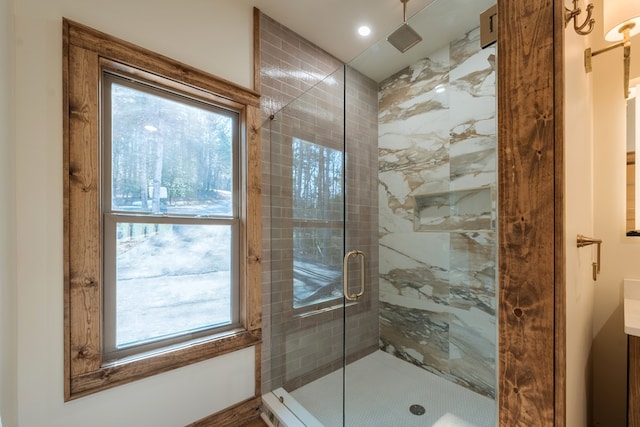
[100,68,244,362]
[63,18,262,400]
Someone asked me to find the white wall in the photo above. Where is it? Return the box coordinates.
[591,55,632,426]
[591,0,640,424]
[0,0,17,425]
[564,18,595,427]
[11,1,259,426]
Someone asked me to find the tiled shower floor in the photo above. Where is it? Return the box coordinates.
[289,350,496,427]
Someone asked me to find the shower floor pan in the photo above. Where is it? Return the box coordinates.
[262,350,496,427]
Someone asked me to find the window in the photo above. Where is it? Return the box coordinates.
[63,19,261,399]
[102,73,241,360]
[291,138,344,309]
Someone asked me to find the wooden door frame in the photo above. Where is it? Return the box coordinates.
[497,0,565,425]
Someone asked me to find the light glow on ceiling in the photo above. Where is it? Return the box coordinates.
[358,26,371,37]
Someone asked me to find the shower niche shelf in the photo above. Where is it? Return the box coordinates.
[414,186,494,232]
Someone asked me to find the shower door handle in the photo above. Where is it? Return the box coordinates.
[343,250,366,301]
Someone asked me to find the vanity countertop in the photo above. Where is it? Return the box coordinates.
[625,279,640,337]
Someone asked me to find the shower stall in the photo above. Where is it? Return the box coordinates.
[260,0,497,425]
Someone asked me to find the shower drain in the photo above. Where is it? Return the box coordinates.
[409,404,426,416]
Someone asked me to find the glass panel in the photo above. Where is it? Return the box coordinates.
[292,138,343,221]
[267,65,346,420]
[346,0,498,424]
[264,1,498,425]
[292,226,343,308]
[109,79,236,217]
[114,222,232,348]
[341,64,381,426]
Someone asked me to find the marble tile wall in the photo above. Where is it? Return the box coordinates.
[378,27,497,399]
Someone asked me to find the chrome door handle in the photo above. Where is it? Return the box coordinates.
[343,250,365,301]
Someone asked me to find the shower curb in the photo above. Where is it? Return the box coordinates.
[262,388,324,427]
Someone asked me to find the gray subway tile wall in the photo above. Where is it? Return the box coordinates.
[260,12,379,394]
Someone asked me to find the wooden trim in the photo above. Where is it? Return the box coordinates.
[186,396,262,427]
[65,19,260,108]
[253,8,261,93]
[62,17,71,401]
[497,0,560,425]
[629,336,640,426]
[553,0,567,424]
[67,43,103,380]
[63,18,262,401]
[70,331,261,399]
[246,105,263,332]
[254,343,262,397]
[101,58,248,113]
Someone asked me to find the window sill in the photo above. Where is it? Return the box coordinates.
[67,328,261,401]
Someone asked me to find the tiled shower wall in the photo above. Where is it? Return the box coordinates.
[259,11,496,400]
[259,12,379,394]
[377,27,497,398]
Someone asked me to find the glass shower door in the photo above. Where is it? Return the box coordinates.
[268,66,350,426]
[341,63,382,427]
[266,1,499,423]
[343,0,498,425]
[268,64,380,426]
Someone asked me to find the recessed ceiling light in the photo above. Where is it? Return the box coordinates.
[144,125,158,132]
[358,26,371,37]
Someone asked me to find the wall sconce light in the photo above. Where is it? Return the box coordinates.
[585,1,640,98]
[565,0,595,35]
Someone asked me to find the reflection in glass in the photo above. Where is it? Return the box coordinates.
[292,138,344,308]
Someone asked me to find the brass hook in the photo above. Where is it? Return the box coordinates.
[565,0,595,36]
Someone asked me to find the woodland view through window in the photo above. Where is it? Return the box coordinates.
[102,74,240,359]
